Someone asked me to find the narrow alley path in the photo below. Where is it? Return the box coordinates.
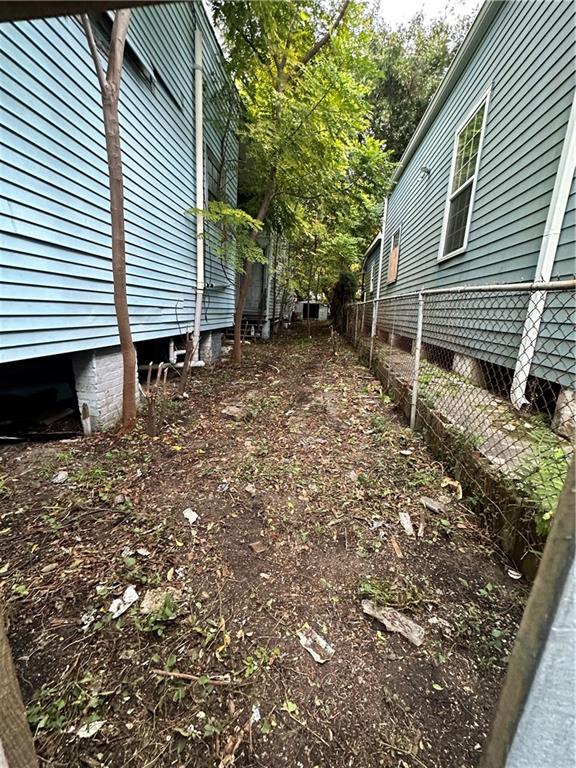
[0,325,526,767]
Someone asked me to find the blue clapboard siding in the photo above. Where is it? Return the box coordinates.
[0,1,238,363]
[199,6,240,323]
[372,0,575,387]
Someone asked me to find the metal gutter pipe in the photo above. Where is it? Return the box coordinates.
[191,27,205,364]
[510,91,576,409]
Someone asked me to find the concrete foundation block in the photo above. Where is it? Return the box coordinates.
[73,346,139,434]
[452,353,485,387]
[552,388,576,440]
[199,331,222,365]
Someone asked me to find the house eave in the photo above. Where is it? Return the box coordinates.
[391,0,504,186]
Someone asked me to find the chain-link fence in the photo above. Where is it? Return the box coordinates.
[346,281,575,569]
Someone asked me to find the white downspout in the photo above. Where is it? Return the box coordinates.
[191,27,205,364]
[369,198,388,367]
[510,90,576,408]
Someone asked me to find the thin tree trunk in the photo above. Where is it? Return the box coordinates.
[82,12,136,431]
[103,96,137,429]
[270,234,278,338]
[0,612,38,768]
[233,171,276,364]
[307,237,316,339]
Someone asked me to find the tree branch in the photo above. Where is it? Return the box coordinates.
[80,14,106,93]
[107,8,131,86]
[300,0,351,66]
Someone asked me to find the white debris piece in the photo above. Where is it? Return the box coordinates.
[182,508,199,525]
[362,599,425,647]
[297,623,335,664]
[77,720,105,739]
[108,585,139,619]
[399,512,415,538]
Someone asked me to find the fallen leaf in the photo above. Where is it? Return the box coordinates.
[441,477,463,500]
[390,536,403,558]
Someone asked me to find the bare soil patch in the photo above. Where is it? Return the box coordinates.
[0,325,527,767]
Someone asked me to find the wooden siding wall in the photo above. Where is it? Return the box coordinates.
[0,1,238,364]
[375,0,575,387]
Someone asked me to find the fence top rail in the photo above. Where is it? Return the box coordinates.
[354,279,576,305]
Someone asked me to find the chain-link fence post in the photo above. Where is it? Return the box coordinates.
[369,298,378,368]
[354,303,359,347]
[361,302,366,337]
[410,291,425,429]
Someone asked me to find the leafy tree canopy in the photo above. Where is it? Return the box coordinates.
[368,9,474,161]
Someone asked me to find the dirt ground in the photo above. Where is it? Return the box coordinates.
[0,325,527,768]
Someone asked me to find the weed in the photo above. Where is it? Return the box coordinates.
[0,476,12,499]
[410,469,438,488]
[359,575,436,614]
[451,605,510,668]
[136,594,178,636]
[370,415,388,434]
[242,645,280,678]
[27,674,112,733]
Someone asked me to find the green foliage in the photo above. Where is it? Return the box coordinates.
[330,271,357,331]
[187,200,265,271]
[136,594,178,636]
[359,575,435,613]
[517,438,568,534]
[369,11,474,161]
[27,675,111,733]
[211,0,394,293]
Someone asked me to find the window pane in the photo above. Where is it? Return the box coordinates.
[444,182,473,255]
[452,104,485,192]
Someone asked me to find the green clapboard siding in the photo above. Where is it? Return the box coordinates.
[372,0,575,388]
[0,1,238,364]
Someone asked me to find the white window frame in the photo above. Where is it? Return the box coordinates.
[438,86,491,262]
[369,261,375,294]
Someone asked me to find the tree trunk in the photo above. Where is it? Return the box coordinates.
[0,612,38,768]
[232,171,276,364]
[103,94,137,429]
[270,234,278,338]
[82,12,136,431]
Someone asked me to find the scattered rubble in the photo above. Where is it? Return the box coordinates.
[221,405,248,422]
[140,586,182,616]
[297,623,335,664]
[361,599,425,647]
[399,511,415,538]
[108,585,139,619]
[420,496,446,514]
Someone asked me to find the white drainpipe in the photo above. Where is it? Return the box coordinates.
[191,27,205,364]
[369,197,388,367]
[510,90,576,408]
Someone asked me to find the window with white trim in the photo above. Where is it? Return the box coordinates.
[369,262,375,294]
[440,94,489,259]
